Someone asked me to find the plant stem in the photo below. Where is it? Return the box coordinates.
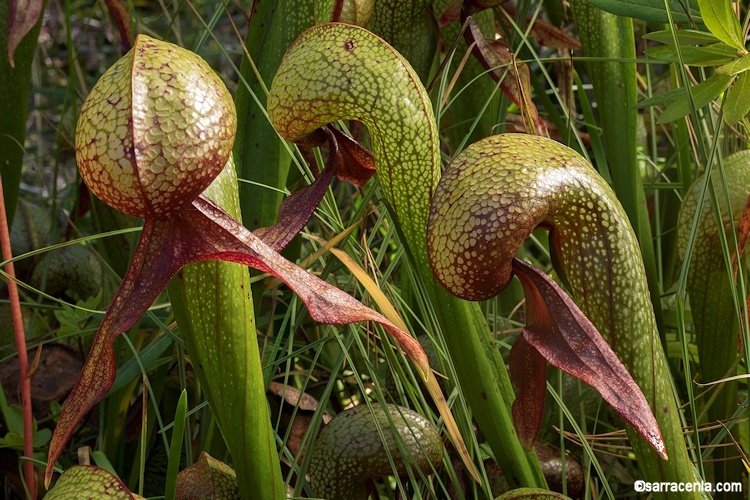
[167,160,286,499]
[570,0,665,343]
[0,1,43,227]
[0,175,35,498]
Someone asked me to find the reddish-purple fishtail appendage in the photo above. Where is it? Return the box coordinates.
[46,193,428,486]
[255,126,375,252]
[511,259,666,458]
[461,12,547,137]
[508,324,548,450]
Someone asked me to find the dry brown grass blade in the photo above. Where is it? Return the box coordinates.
[555,417,750,462]
[306,232,482,484]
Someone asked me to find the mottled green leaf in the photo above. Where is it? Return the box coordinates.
[717,53,750,75]
[697,0,744,50]
[369,0,438,83]
[585,0,703,24]
[45,466,138,499]
[676,150,750,485]
[168,161,284,499]
[268,22,548,487]
[644,42,737,66]
[175,452,239,500]
[657,73,733,123]
[723,72,750,125]
[496,488,573,500]
[308,404,444,500]
[643,29,718,45]
[426,132,698,485]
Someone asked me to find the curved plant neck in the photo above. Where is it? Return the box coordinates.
[429,133,695,491]
[268,23,440,272]
[429,134,651,346]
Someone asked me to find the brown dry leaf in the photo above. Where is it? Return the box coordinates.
[732,194,750,279]
[268,381,333,422]
[0,343,82,418]
[464,17,547,136]
[268,382,333,458]
[438,1,462,27]
[502,4,581,51]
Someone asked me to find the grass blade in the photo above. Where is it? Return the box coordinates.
[165,389,188,500]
